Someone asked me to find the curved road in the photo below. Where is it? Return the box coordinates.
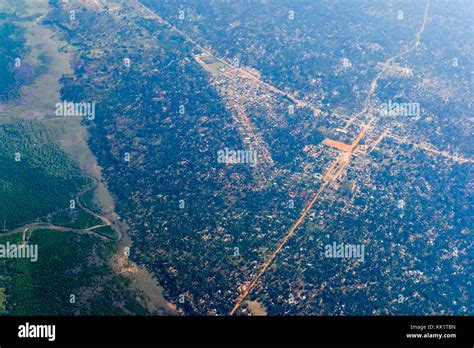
[0,175,121,241]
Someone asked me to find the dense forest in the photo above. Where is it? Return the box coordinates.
[0,122,87,229]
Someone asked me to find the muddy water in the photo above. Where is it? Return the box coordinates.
[119,231,179,315]
[0,0,72,120]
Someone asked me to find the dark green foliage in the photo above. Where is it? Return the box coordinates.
[92,225,118,240]
[4,229,147,315]
[50,207,103,229]
[0,123,87,229]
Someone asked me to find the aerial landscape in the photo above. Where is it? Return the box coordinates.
[0,0,472,319]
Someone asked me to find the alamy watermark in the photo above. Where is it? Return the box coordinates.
[324,242,365,262]
[55,101,95,120]
[18,322,55,341]
[379,100,420,117]
[217,148,257,167]
[0,242,38,262]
